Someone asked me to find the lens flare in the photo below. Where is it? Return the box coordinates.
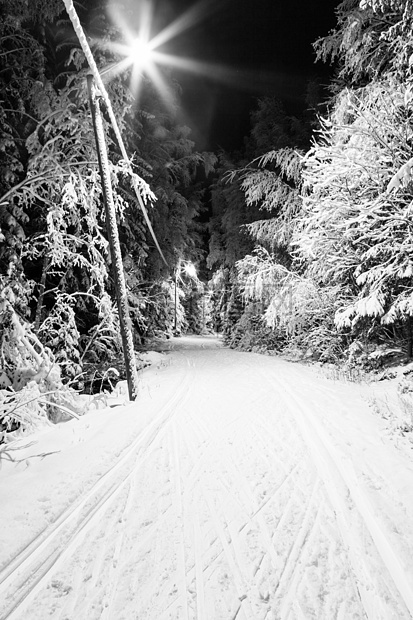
[103,0,278,116]
[104,0,232,106]
[130,37,153,68]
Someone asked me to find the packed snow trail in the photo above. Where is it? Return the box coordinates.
[1,336,413,619]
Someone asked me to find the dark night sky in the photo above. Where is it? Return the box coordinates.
[149,0,339,151]
[109,0,340,151]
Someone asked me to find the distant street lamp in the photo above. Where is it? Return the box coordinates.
[174,260,197,335]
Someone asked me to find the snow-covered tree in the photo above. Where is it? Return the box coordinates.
[298,78,413,338]
[0,0,213,435]
[314,0,413,87]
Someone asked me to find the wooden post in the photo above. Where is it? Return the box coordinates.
[87,74,139,400]
[407,317,413,358]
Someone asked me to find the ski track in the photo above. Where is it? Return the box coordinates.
[258,363,413,619]
[0,353,196,620]
[1,338,413,619]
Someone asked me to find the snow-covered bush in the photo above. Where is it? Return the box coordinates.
[234,247,347,361]
[0,295,85,440]
[225,308,286,353]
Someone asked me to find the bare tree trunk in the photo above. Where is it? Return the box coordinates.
[87,75,139,401]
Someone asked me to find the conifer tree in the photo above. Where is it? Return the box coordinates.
[299,78,413,338]
[314,0,413,88]
[0,0,213,400]
[214,98,320,354]
[297,0,413,357]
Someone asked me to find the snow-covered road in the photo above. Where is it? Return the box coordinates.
[1,335,413,619]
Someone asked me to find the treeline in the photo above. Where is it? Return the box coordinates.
[0,0,214,405]
[208,0,413,369]
[2,0,413,419]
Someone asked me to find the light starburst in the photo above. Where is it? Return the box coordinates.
[102,0,281,135]
[103,0,209,106]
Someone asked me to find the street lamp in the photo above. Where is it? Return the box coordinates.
[174,260,197,335]
[63,0,162,402]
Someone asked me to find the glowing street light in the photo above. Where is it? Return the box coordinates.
[104,0,247,110]
[129,37,154,68]
[183,262,197,278]
[174,260,197,335]
[99,35,155,81]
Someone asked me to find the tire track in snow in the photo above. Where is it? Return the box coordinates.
[262,367,413,619]
[193,512,206,620]
[97,472,139,620]
[57,434,176,620]
[121,354,204,620]
[180,406,317,618]
[181,354,368,618]
[154,410,237,619]
[4,340,411,619]
[171,423,190,620]
[187,408,317,578]
[250,423,309,498]
[61,479,135,620]
[189,416,285,576]
[273,484,322,614]
[0,358,196,620]
[202,485,255,619]
[171,405,255,619]
[200,427,326,618]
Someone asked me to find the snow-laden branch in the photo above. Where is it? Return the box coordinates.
[62,0,168,267]
[386,157,413,193]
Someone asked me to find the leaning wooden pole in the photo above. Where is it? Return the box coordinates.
[62,0,168,267]
[87,74,139,401]
[174,268,178,334]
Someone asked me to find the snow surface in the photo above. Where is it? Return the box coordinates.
[1,335,413,619]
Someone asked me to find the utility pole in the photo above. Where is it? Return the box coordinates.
[174,264,179,335]
[87,74,139,400]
